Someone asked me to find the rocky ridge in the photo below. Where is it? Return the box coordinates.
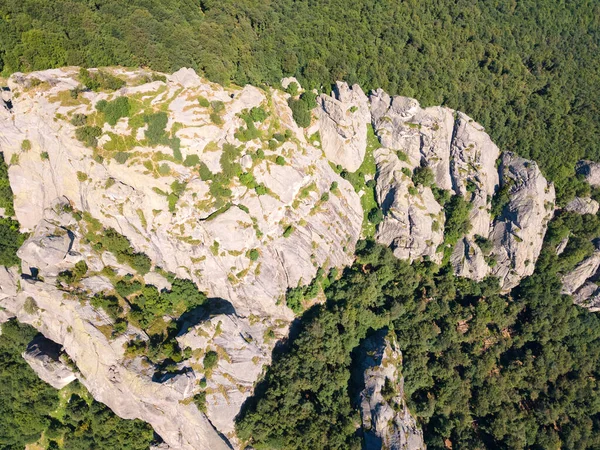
[355,330,425,450]
[0,67,559,448]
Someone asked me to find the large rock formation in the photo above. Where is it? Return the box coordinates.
[317,82,371,172]
[355,330,425,450]
[0,69,560,448]
[561,251,600,296]
[576,160,600,187]
[374,147,444,263]
[488,153,555,290]
[564,197,600,215]
[0,68,364,449]
[1,67,363,321]
[367,91,553,290]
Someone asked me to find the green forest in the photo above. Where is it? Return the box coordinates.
[1,0,599,201]
[237,238,600,450]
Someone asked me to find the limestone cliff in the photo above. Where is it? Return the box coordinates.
[0,69,561,449]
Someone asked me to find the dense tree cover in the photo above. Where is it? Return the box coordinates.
[0,320,58,448]
[237,238,600,449]
[0,320,155,449]
[1,0,599,200]
[0,152,25,266]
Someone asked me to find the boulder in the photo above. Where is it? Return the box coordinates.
[564,197,600,215]
[572,281,600,312]
[317,82,370,171]
[576,160,600,187]
[561,251,600,295]
[355,330,425,450]
[22,334,77,389]
[451,237,490,280]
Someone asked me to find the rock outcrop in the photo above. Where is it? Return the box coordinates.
[355,330,425,450]
[1,67,363,321]
[317,82,371,172]
[488,153,555,290]
[374,147,444,263]
[368,91,553,290]
[565,197,600,215]
[571,281,600,312]
[577,160,600,187]
[22,334,77,389]
[0,67,365,449]
[561,251,600,295]
[0,67,562,448]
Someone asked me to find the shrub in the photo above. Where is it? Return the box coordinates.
[286,82,299,96]
[210,100,225,114]
[183,154,200,167]
[21,139,32,151]
[144,112,168,145]
[114,152,130,164]
[198,96,210,107]
[69,114,87,127]
[95,99,108,112]
[158,163,171,175]
[474,234,493,255]
[75,126,102,148]
[198,163,213,181]
[210,112,223,125]
[40,151,49,160]
[412,166,434,187]
[275,156,286,165]
[283,225,294,237]
[368,208,384,225]
[255,184,267,195]
[444,195,472,245]
[249,249,259,261]
[79,68,125,91]
[203,351,219,371]
[239,172,257,188]
[288,98,311,127]
[102,97,131,126]
[249,106,268,122]
[194,392,207,413]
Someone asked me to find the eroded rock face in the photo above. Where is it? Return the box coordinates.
[374,148,444,263]
[355,330,425,450]
[572,281,600,312]
[177,306,275,441]
[565,197,600,215]
[317,82,371,172]
[2,68,362,321]
[3,279,230,450]
[22,334,77,389]
[489,153,555,290]
[369,91,554,290]
[451,237,489,280]
[561,251,600,295]
[0,67,365,449]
